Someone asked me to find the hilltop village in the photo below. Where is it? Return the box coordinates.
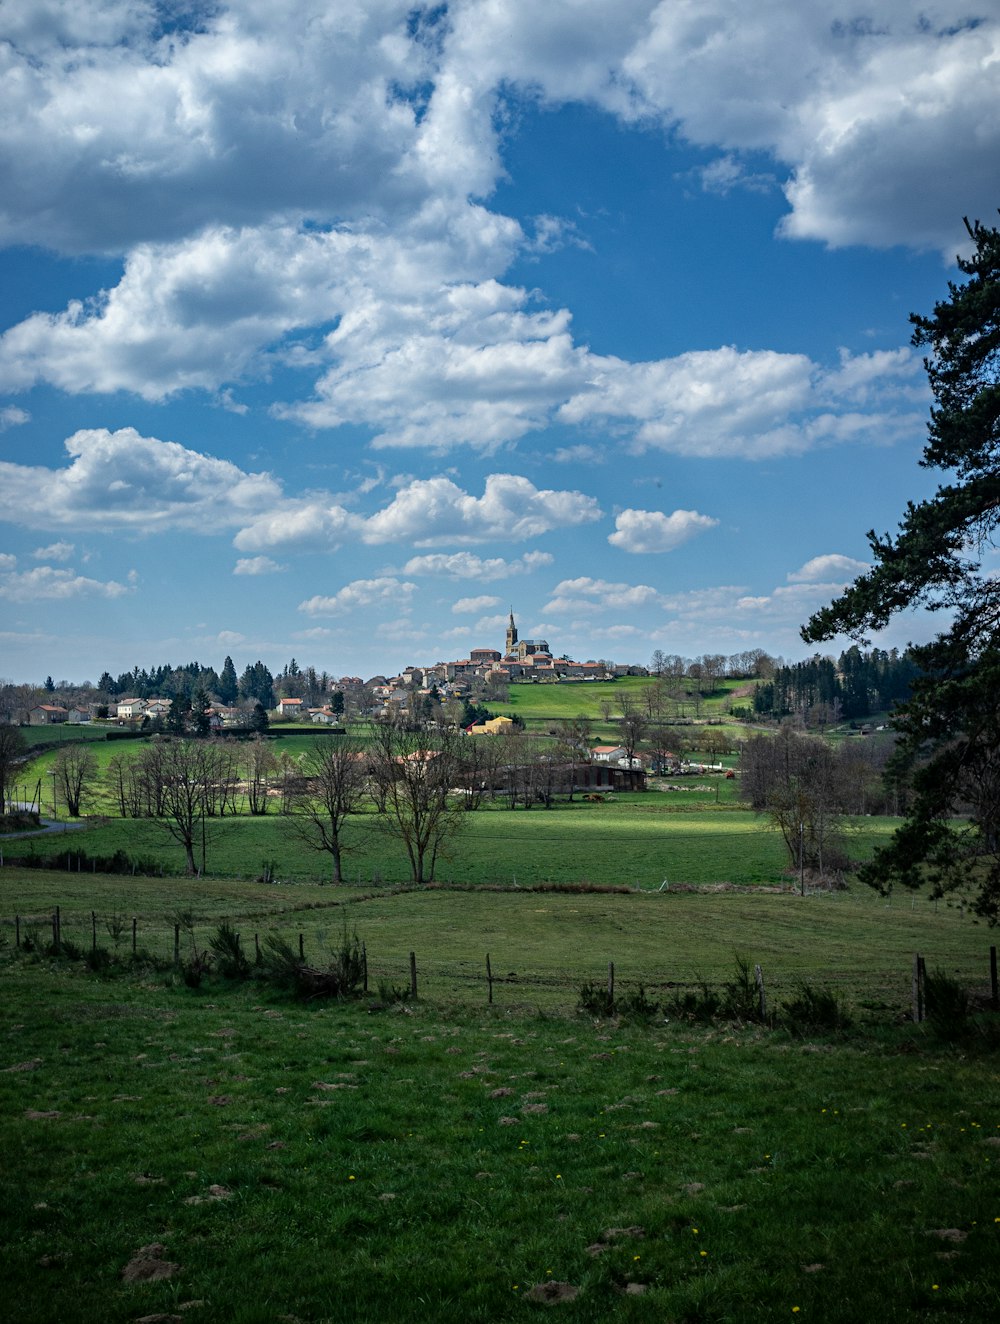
[14,610,649,732]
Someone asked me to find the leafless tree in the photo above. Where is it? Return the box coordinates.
[0,725,26,814]
[243,736,277,815]
[106,751,144,817]
[616,693,648,767]
[52,744,98,817]
[288,739,366,883]
[136,738,220,874]
[367,725,466,883]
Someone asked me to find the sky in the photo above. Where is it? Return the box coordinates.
[1,1,998,687]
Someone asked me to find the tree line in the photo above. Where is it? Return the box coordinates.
[749,646,919,725]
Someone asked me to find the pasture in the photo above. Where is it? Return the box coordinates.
[1,904,999,1323]
[494,676,747,734]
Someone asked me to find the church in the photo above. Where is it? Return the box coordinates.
[503,608,551,664]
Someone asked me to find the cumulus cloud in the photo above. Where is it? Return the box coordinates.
[0,428,281,532]
[788,554,870,583]
[0,405,29,431]
[299,577,417,617]
[0,565,131,602]
[31,541,74,561]
[0,2,970,456]
[544,576,664,614]
[363,473,601,546]
[559,345,924,459]
[0,552,16,571]
[609,508,718,553]
[233,556,286,576]
[452,595,501,614]
[401,550,554,579]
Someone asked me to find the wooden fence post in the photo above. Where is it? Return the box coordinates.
[15,915,20,949]
[754,963,767,1021]
[912,952,924,1023]
[362,942,368,994]
[486,952,493,1005]
[132,916,137,955]
[991,946,998,1012]
[299,932,305,961]
[255,933,261,965]
[92,911,97,953]
[174,924,180,965]
[607,961,615,1008]
[409,950,418,999]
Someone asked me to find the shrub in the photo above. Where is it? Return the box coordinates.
[663,980,723,1023]
[780,982,852,1035]
[577,981,615,1018]
[209,922,252,981]
[260,924,366,1000]
[924,968,970,1042]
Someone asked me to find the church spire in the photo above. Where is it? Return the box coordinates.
[505,606,518,656]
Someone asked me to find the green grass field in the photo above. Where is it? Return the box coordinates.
[494,676,748,735]
[1,948,998,1323]
[6,791,898,890]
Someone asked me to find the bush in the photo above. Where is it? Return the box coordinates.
[663,980,723,1023]
[209,922,252,981]
[577,980,615,1018]
[259,924,366,1000]
[924,968,970,1042]
[780,982,852,1035]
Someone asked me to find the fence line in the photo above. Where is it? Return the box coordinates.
[4,905,998,1015]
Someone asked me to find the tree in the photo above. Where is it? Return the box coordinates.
[288,739,366,882]
[243,736,277,815]
[52,745,98,818]
[740,729,847,877]
[218,655,239,705]
[137,739,220,874]
[367,724,466,883]
[803,218,1000,920]
[0,725,26,814]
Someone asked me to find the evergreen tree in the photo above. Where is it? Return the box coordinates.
[804,218,1000,921]
[218,655,239,705]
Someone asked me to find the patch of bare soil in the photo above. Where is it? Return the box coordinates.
[525,1281,579,1304]
[3,1058,42,1072]
[121,1243,179,1283]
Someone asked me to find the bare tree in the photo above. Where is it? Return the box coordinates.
[288,739,366,883]
[243,736,277,815]
[0,725,26,814]
[616,693,648,767]
[137,739,220,874]
[106,751,144,817]
[367,725,466,883]
[740,728,848,876]
[52,744,98,817]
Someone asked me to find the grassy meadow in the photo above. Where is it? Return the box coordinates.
[493,676,748,735]
[2,937,1000,1323]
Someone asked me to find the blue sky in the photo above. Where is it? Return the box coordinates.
[1,1,998,686]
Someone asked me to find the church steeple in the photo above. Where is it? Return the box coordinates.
[505,606,518,656]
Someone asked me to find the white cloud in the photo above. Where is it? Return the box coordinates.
[362,473,601,546]
[544,576,664,614]
[31,541,74,561]
[0,553,16,571]
[401,550,554,580]
[0,565,131,602]
[234,556,286,576]
[559,345,924,459]
[452,595,501,614]
[299,577,417,617]
[0,428,281,532]
[0,405,29,431]
[788,554,870,584]
[609,508,718,553]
